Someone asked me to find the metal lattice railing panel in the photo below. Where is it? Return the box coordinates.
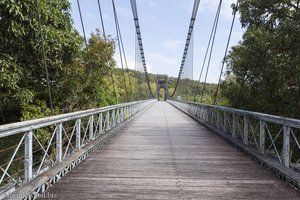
[168,100,300,171]
[0,100,154,195]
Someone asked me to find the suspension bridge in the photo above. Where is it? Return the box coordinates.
[0,0,300,199]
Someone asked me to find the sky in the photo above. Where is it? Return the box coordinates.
[69,0,244,83]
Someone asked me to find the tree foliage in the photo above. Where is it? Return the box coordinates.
[0,0,81,123]
[221,0,300,118]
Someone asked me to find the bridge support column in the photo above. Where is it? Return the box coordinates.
[282,126,290,168]
[76,119,81,149]
[243,116,248,145]
[24,130,33,183]
[56,123,62,162]
[259,120,265,153]
[89,115,94,141]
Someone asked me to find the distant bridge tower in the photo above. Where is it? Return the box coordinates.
[156,76,169,101]
[181,32,193,79]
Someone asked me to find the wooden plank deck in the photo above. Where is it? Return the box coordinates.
[39,102,299,199]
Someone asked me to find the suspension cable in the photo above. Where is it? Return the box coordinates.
[113,7,134,100]
[96,0,118,104]
[112,0,129,102]
[170,0,201,97]
[199,0,223,103]
[97,0,106,38]
[213,1,238,105]
[35,0,53,115]
[130,0,154,98]
[193,2,221,102]
[76,0,89,56]
[77,0,103,107]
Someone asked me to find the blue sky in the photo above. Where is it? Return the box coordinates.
[69,0,244,83]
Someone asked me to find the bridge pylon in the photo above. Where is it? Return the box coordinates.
[156,75,169,101]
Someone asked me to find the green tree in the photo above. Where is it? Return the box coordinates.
[0,0,82,123]
[221,0,300,118]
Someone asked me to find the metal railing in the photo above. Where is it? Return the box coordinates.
[168,100,300,171]
[0,100,154,196]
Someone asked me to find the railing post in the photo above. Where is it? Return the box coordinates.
[129,105,132,117]
[120,107,124,122]
[211,109,215,125]
[106,111,110,131]
[133,105,136,115]
[89,115,94,141]
[259,120,265,153]
[217,110,220,129]
[124,106,128,119]
[99,113,103,134]
[112,109,116,127]
[56,123,62,162]
[223,112,227,133]
[116,108,120,124]
[24,130,33,182]
[207,108,211,124]
[232,114,236,138]
[243,116,248,145]
[200,107,204,120]
[199,107,203,119]
[76,118,81,149]
[193,105,197,115]
[282,126,290,168]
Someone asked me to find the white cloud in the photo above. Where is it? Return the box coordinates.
[146,62,153,73]
[180,0,194,13]
[179,0,238,21]
[148,52,177,65]
[125,58,136,70]
[148,0,158,8]
[199,0,237,20]
[162,39,183,51]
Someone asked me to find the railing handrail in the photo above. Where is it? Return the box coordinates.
[167,99,300,190]
[174,100,300,129]
[0,100,150,138]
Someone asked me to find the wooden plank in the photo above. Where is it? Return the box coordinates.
[37,102,300,199]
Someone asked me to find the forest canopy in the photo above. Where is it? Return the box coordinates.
[221,0,300,118]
